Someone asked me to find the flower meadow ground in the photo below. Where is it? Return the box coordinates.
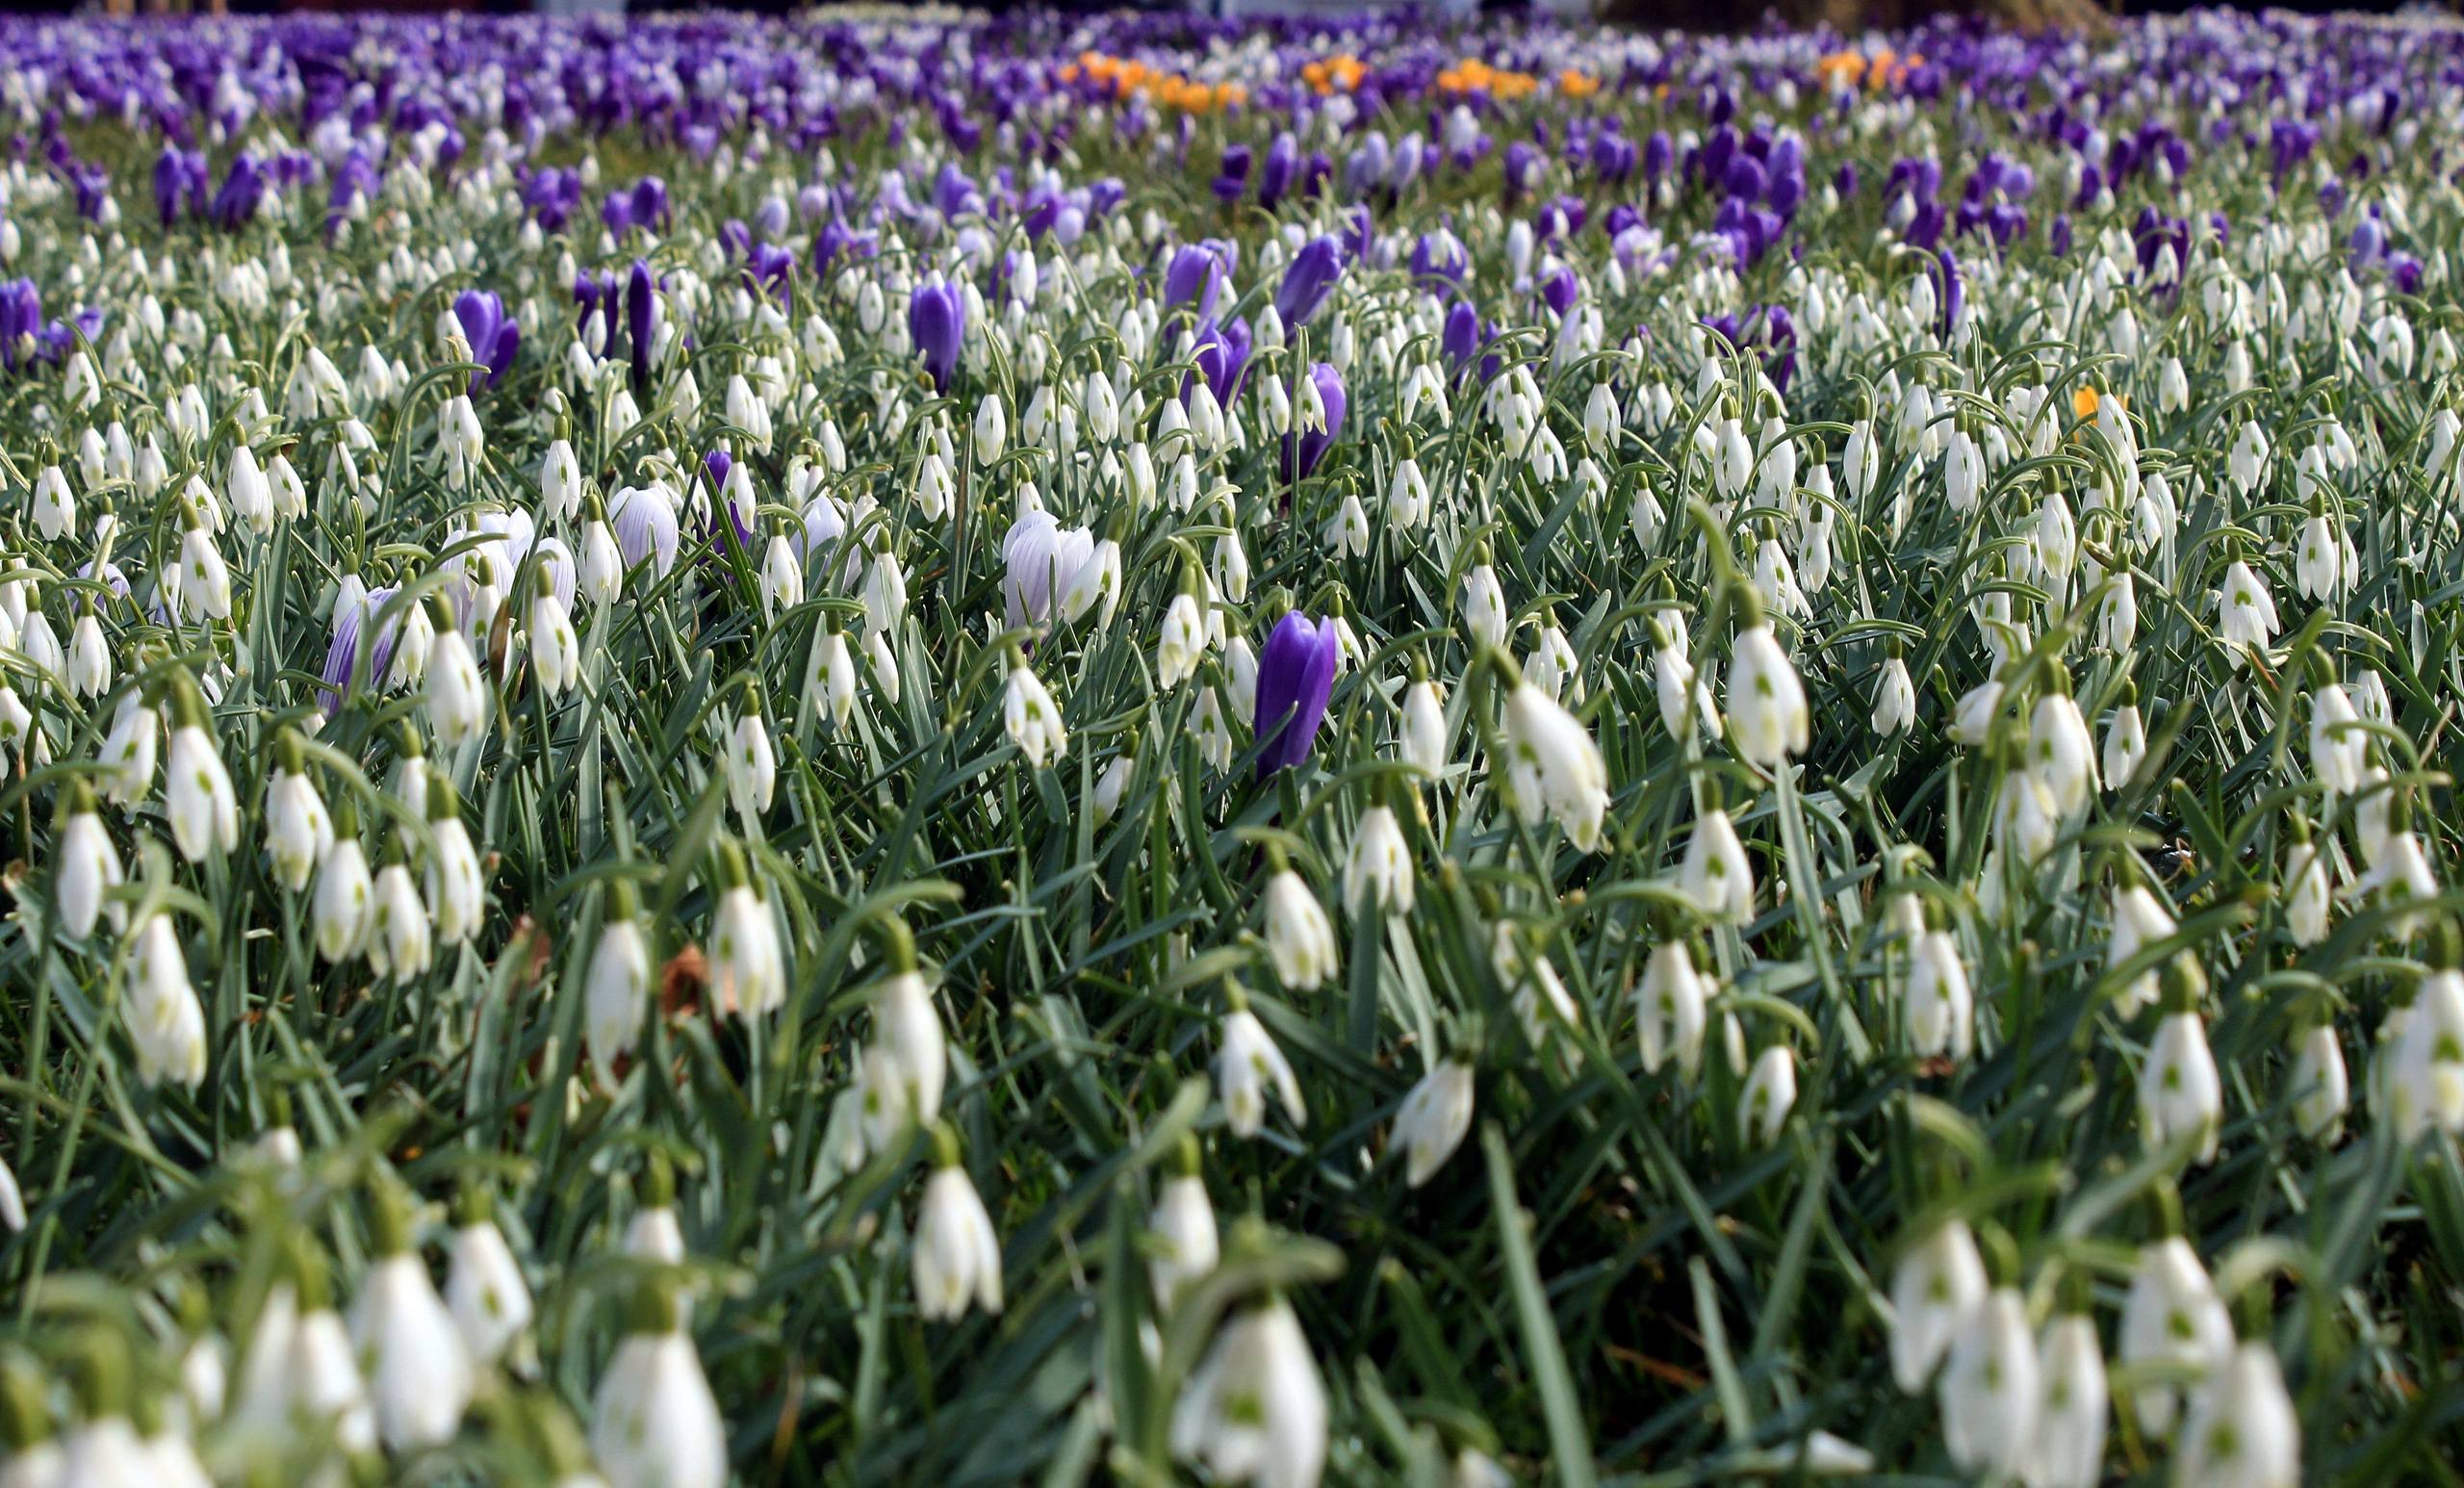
[8,3,2464,1485]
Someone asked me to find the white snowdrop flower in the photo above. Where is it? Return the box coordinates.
[2142,998,2223,1164]
[1713,417,1753,497]
[164,704,238,865]
[349,1186,475,1450]
[2291,1020,2349,1142]
[861,946,947,1153]
[125,912,207,1090]
[1653,629,1717,740]
[1263,858,1338,990]
[726,706,777,825]
[584,886,653,1086]
[2390,962,2464,1142]
[912,1140,1004,1321]
[1460,560,1508,649]
[176,517,231,622]
[1889,1219,1988,1393]
[66,611,110,698]
[708,848,783,1019]
[1944,428,1984,511]
[2101,572,2139,652]
[541,438,582,523]
[264,760,334,894]
[2025,1311,2108,1488]
[225,444,273,533]
[589,1284,727,1488]
[2108,884,2178,1016]
[1159,590,1207,689]
[2309,682,2365,795]
[974,394,1006,464]
[1680,807,1755,925]
[1637,939,1709,1079]
[314,834,372,964]
[2157,355,2189,414]
[1940,1288,2040,1477]
[2228,420,2270,495]
[2122,1235,2234,1437]
[445,1193,534,1368]
[1840,420,1880,503]
[2104,695,2147,785]
[1217,999,1304,1139]
[2295,510,2341,600]
[1872,654,1916,736]
[1190,684,1235,774]
[1727,614,1809,768]
[2029,687,2099,814]
[369,857,433,984]
[528,579,581,698]
[52,785,122,940]
[424,782,486,946]
[1091,751,1136,826]
[2174,1344,2299,1488]
[579,518,625,603]
[1951,678,2005,745]
[1343,801,1414,914]
[1171,1296,1327,1488]
[1907,927,1974,1062]
[1399,671,1450,777]
[1526,621,1581,704]
[1148,1148,1219,1309]
[1737,1043,1796,1145]
[1003,656,1067,766]
[425,620,490,749]
[807,625,858,730]
[1502,679,1610,853]
[1393,1062,1475,1187]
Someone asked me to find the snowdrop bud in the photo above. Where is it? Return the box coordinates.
[1148,1139,1218,1307]
[1399,666,1450,777]
[974,395,1005,464]
[585,884,653,1086]
[1737,1043,1796,1144]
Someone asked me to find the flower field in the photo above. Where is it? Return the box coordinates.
[4,3,2464,1484]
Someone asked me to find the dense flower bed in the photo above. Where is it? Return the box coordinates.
[0,5,2458,1486]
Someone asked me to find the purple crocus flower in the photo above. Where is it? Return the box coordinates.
[1186,316,1252,406]
[1211,143,1252,205]
[1538,267,1578,317]
[452,290,520,393]
[319,584,402,716]
[909,277,965,394]
[0,278,40,371]
[207,153,264,230]
[1280,362,1346,484]
[1165,242,1228,321]
[1258,132,1298,211]
[625,259,657,394]
[1253,610,1340,775]
[705,449,732,495]
[1934,248,1964,338]
[1273,235,1344,328]
[152,147,191,227]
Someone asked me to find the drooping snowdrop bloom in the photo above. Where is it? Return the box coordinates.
[1343,795,1414,915]
[348,1181,475,1450]
[1940,1288,2039,1478]
[1737,1043,1797,1144]
[1906,921,1973,1061]
[2173,1344,2299,1488]
[1399,663,1450,777]
[1392,1061,1475,1186]
[2121,1235,2233,1436]
[369,848,433,984]
[1261,852,1338,990]
[2214,557,2279,659]
[2291,1019,2349,1142]
[1872,654,1917,736]
[1217,993,1304,1139]
[1002,653,1067,767]
[859,930,947,1153]
[262,735,332,892]
[444,1187,534,1368]
[1149,1141,1219,1308]
[1171,1296,1327,1488]
[2026,1309,2109,1488]
[2141,1000,2223,1162]
[2029,681,2099,814]
[1680,806,1755,925]
[585,883,653,1086]
[52,782,123,939]
[1888,1219,1988,1393]
[423,774,485,945]
[1459,554,1508,649]
[912,1129,1003,1320]
[424,601,490,749]
[164,689,238,865]
[1637,938,1709,1079]
[2389,957,2464,1142]
[1502,673,1610,852]
[1727,603,1809,768]
[707,843,783,1018]
[589,1282,727,1488]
